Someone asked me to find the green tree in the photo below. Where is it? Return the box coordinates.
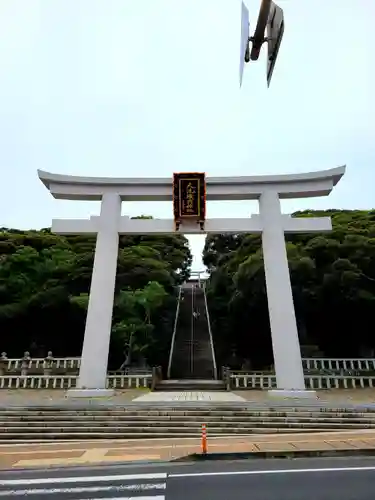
[203,210,375,369]
[0,224,191,369]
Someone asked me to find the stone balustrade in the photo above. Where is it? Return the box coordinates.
[229,372,375,390]
[0,372,374,391]
[0,353,81,373]
[4,355,375,373]
[3,354,375,373]
[2,353,375,392]
[0,374,152,390]
[302,358,375,371]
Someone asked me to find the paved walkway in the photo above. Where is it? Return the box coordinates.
[0,389,142,406]
[1,388,375,406]
[235,388,375,404]
[1,431,375,469]
[132,391,246,402]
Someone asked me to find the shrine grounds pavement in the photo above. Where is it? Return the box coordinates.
[1,388,375,408]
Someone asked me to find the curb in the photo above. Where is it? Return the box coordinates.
[174,448,375,462]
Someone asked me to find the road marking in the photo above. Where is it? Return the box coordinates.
[0,472,167,486]
[88,498,165,500]
[0,483,166,496]
[87,498,165,500]
[81,498,164,500]
[170,465,375,478]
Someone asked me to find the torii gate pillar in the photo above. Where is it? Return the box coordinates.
[78,193,121,396]
[259,190,305,394]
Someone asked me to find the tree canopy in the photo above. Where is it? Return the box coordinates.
[0,226,192,370]
[2,209,375,373]
[203,210,375,370]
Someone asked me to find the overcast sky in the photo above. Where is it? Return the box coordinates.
[0,0,373,271]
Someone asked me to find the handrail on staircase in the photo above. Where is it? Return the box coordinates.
[203,283,218,380]
[167,285,182,379]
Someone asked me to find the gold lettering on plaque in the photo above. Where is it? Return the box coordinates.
[185,182,196,214]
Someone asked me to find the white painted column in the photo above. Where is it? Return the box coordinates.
[67,193,121,397]
[259,191,313,397]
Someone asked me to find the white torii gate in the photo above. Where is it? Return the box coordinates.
[189,271,207,287]
[38,166,346,398]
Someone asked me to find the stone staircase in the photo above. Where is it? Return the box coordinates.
[156,380,225,391]
[166,284,216,389]
[1,405,375,442]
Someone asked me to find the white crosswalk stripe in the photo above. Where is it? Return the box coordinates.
[0,472,167,499]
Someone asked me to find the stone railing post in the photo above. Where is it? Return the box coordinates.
[222,366,231,391]
[21,351,31,377]
[44,351,54,376]
[151,366,162,390]
[151,367,157,390]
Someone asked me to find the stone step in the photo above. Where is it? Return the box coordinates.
[154,385,225,391]
[1,409,375,417]
[0,414,375,425]
[0,426,348,439]
[1,402,372,410]
[169,290,216,380]
[1,419,374,429]
[4,414,373,422]
[1,420,373,433]
[153,384,223,388]
[0,428,336,442]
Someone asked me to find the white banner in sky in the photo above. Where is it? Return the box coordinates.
[239,1,249,86]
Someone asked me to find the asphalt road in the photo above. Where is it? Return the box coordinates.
[1,456,375,499]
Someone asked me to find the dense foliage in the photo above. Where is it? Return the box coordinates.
[203,210,375,370]
[0,223,192,370]
[3,209,375,373]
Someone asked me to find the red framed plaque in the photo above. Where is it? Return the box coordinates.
[173,172,206,223]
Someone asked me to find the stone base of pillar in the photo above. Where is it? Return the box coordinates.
[66,389,114,398]
[268,389,317,399]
